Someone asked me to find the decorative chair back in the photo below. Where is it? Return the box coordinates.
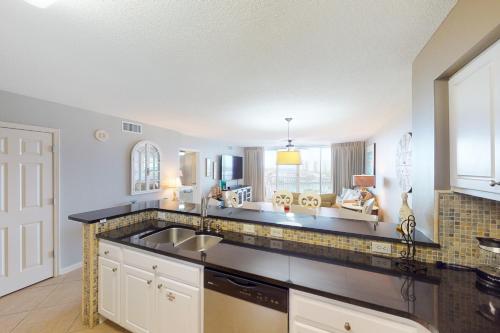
[362,198,375,215]
[272,191,293,206]
[298,193,322,208]
[225,191,239,208]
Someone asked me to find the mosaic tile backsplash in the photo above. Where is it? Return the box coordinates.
[81,191,499,327]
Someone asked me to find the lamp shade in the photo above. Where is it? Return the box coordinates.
[167,177,182,188]
[352,175,375,187]
[276,150,302,165]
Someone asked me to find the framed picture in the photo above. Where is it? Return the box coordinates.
[365,143,376,176]
[206,158,213,178]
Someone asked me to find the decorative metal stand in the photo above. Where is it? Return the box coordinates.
[396,215,427,274]
[400,275,416,314]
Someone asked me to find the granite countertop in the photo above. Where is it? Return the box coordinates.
[97,219,499,333]
[69,200,439,247]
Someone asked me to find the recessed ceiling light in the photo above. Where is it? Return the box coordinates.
[23,0,58,8]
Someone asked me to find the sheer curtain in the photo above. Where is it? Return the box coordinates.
[243,147,265,202]
[331,142,365,195]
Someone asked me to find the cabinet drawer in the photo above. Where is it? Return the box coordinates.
[123,247,201,287]
[99,241,122,261]
[123,248,158,273]
[156,257,200,287]
[291,291,419,333]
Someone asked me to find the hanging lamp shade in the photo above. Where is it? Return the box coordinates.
[276,118,302,165]
[277,150,302,165]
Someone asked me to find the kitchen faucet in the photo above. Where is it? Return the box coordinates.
[200,196,211,232]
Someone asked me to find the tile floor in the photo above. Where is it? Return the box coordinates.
[0,269,129,333]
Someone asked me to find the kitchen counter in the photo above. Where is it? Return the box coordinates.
[69,199,438,247]
[97,219,499,333]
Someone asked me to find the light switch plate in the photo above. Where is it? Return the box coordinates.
[243,224,256,234]
[158,212,166,219]
[270,227,283,239]
[371,241,392,255]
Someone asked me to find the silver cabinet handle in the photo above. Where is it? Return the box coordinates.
[112,268,117,272]
[152,265,158,270]
[167,292,176,301]
[489,180,500,187]
[147,280,152,285]
[157,283,163,289]
[104,250,110,255]
[344,322,351,331]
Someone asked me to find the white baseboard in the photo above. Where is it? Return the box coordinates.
[59,261,82,275]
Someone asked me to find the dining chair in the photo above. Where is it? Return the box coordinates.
[298,193,322,208]
[362,198,375,215]
[272,191,293,205]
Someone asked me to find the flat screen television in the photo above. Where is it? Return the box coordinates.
[220,155,243,180]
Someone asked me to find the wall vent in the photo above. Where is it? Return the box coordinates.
[122,121,142,134]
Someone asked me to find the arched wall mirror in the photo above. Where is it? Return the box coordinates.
[131,140,161,195]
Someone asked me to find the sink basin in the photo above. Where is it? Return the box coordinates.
[141,227,196,245]
[175,234,223,252]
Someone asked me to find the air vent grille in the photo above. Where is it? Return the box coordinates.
[122,121,142,134]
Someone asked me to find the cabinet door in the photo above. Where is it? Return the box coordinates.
[121,264,155,333]
[449,40,500,198]
[155,275,200,333]
[98,257,120,323]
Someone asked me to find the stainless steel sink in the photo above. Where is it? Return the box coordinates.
[175,234,223,252]
[141,227,196,245]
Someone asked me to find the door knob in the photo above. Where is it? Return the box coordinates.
[489,180,500,187]
[344,322,351,331]
[152,265,158,270]
[104,250,109,255]
[112,268,117,272]
[157,284,163,289]
[147,280,152,285]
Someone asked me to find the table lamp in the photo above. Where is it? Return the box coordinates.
[167,177,182,201]
[352,175,375,203]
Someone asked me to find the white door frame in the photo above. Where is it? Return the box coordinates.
[179,148,201,203]
[0,121,61,277]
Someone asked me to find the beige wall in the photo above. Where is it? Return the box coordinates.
[412,0,500,239]
[0,89,242,270]
[367,107,412,224]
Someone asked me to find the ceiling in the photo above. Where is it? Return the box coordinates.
[0,0,456,145]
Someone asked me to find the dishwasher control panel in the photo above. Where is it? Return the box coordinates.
[204,268,288,313]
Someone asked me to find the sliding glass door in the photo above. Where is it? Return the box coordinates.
[264,147,332,200]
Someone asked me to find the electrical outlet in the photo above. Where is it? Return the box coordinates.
[371,241,392,255]
[242,224,256,234]
[270,227,283,239]
[158,212,166,219]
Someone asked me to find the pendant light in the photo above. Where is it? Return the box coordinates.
[276,118,302,165]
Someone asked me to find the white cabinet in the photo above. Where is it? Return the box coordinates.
[98,257,120,323]
[289,290,430,333]
[97,240,202,333]
[121,265,155,333]
[156,275,200,333]
[449,40,500,200]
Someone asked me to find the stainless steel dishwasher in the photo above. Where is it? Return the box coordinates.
[204,268,288,333]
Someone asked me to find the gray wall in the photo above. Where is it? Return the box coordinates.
[412,0,500,240]
[0,90,242,270]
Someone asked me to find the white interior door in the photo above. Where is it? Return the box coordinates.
[0,127,54,296]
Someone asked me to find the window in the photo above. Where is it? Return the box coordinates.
[264,147,331,200]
